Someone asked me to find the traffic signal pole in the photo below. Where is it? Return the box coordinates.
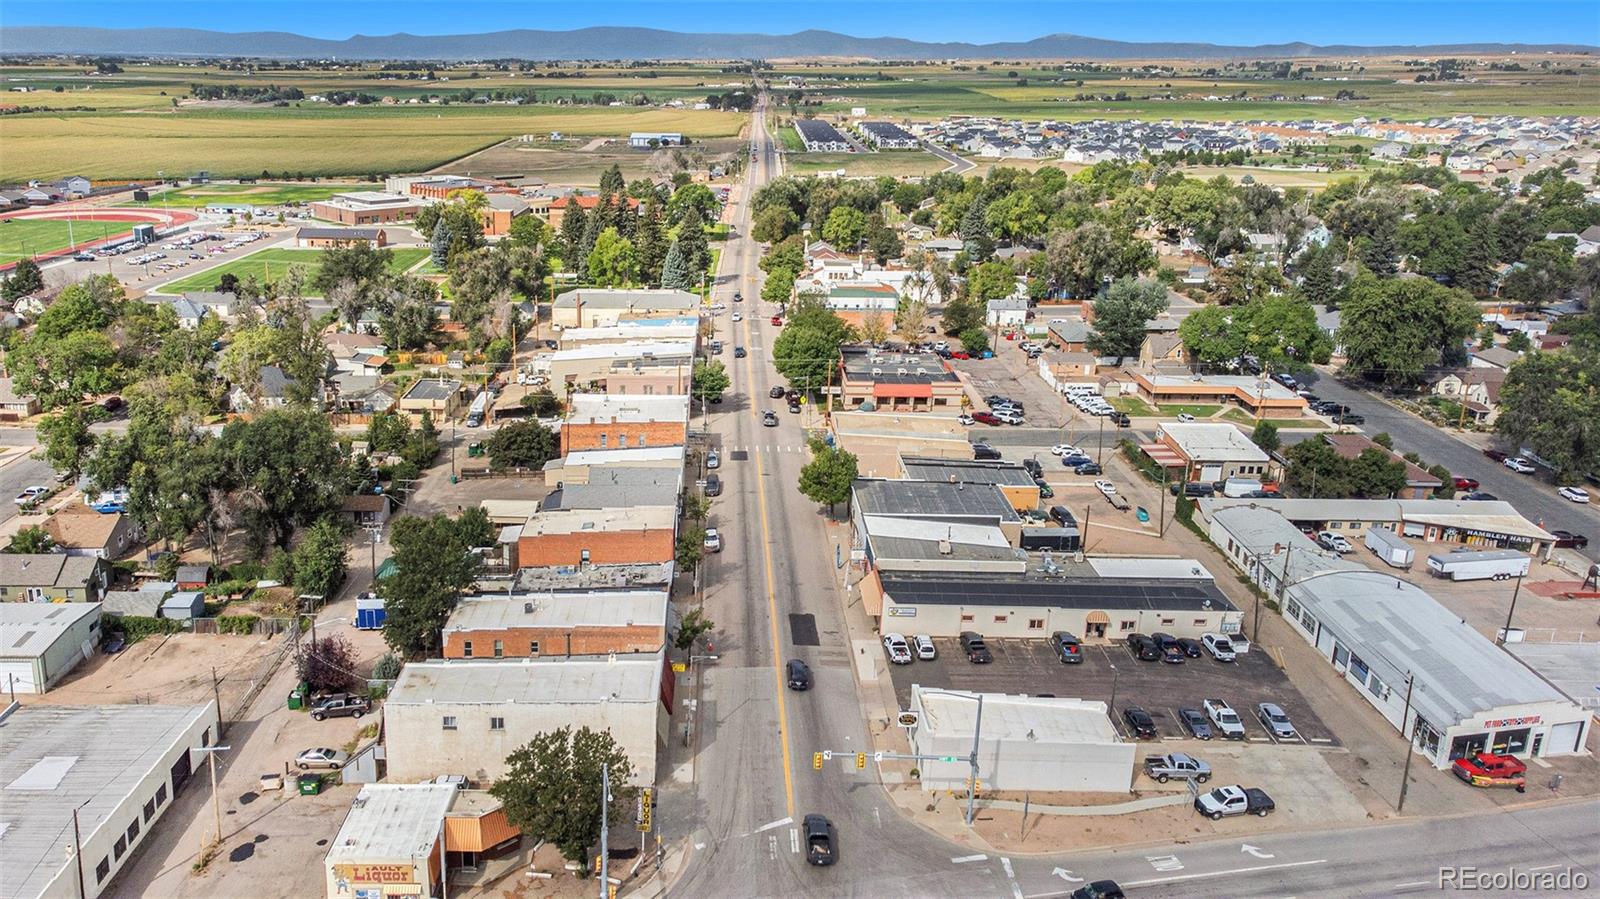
[811,746,985,826]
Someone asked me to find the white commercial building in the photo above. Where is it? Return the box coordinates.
[0,702,219,899]
[0,602,102,693]
[908,686,1135,793]
[383,653,669,786]
[324,783,455,899]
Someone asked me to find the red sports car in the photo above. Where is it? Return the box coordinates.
[1453,477,1480,490]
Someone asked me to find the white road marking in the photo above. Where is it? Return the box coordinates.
[752,816,793,834]
[1124,858,1328,887]
[790,827,800,854]
[1146,854,1184,872]
[1394,880,1432,889]
[1529,864,1567,872]
[951,854,988,864]
[1309,737,1334,743]
[768,835,777,860]
[1240,843,1274,859]
[1001,857,1024,899]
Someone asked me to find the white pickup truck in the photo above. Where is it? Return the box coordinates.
[1203,698,1246,740]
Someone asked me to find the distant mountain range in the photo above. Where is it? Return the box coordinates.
[5,26,1596,61]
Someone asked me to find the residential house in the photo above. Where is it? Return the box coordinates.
[547,341,695,395]
[1045,316,1091,352]
[1129,372,1308,418]
[1321,432,1443,498]
[986,297,1029,329]
[329,373,397,415]
[0,554,109,602]
[0,377,41,420]
[182,291,249,323]
[1469,345,1522,371]
[551,288,698,329]
[1429,368,1507,425]
[1138,332,1188,369]
[229,364,313,413]
[41,504,139,560]
[1141,422,1273,483]
[398,378,466,424]
[338,494,392,528]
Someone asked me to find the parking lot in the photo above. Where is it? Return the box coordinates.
[887,634,1340,747]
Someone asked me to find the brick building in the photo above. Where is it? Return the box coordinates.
[546,194,642,231]
[407,176,500,200]
[516,507,677,569]
[559,394,690,455]
[295,226,387,248]
[440,590,668,659]
[309,191,420,225]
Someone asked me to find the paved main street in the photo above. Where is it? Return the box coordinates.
[653,92,1600,898]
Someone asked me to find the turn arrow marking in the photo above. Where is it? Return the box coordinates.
[1052,867,1085,883]
[1241,844,1275,859]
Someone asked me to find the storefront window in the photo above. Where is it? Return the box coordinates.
[1332,643,1349,668]
[1348,653,1369,683]
[1493,728,1530,755]
[1414,718,1441,757]
[1449,732,1488,761]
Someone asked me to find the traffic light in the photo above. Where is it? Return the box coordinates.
[855,752,867,770]
[812,752,823,770]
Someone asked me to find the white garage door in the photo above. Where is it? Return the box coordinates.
[1549,721,1584,755]
[1200,465,1223,482]
[0,660,39,694]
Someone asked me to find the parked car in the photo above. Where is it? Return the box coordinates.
[295,747,350,770]
[13,486,47,506]
[1073,462,1103,476]
[972,411,1002,426]
[1483,449,1509,463]
[803,814,836,866]
[1122,706,1159,740]
[1201,633,1236,662]
[1144,752,1212,782]
[310,693,371,721]
[1256,703,1298,739]
[703,474,722,497]
[912,634,936,660]
[1050,444,1080,457]
[1550,530,1590,549]
[1060,453,1093,468]
[959,631,993,664]
[770,385,787,398]
[1178,708,1213,740]
[1171,481,1216,497]
[1110,412,1131,427]
[957,413,975,426]
[1462,491,1499,501]
[1175,637,1204,658]
[1153,632,1185,663]
[703,528,722,553]
[1127,633,1162,661]
[973,443,1002,461]
[1451,752,1527,792]
[1176,413,1196,423]
[786,659,812,691]
[993,410,1025,425]
[1504,457,1537,474]
[882,633,913,665]
[1093,479,1116,497]
[1453,476,1480,490]
[1049,505,1077,527]
[1203,699,1246,739]
[788,400,801,414]
[1052,631,1083,664]
[706,450,720,469]
[1317,531,1353,553]
[1194,785,1275,820]
[1558,486,1591,504]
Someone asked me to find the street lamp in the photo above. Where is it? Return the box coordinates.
[192,744,232,850]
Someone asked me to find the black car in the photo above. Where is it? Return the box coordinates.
[1073,462,1103,476]
[1049,505,1078,527]
[1336,413,1365,426]
[1176,637,1205,658]
[1463,491,1499,501]
[1022,458,1043,478]
[1052,631,1083,664]
[960,631,993,664]
[803,814,836,866]
[770,386,787,398]
[310,693,371,721]
[1123,706,1159,739]
[1179,707,1213,740]
[734,346,747,358]
[786,659,812,691]
[1070,882,1125,899]
[733,291,743,302]
[1551,530,1590,549]
[1128,633,1162,661]
[1110,411,1131,427]
[1153,632,1186,663]
[703,474,723,497]
[973,443,1003,461]
[1171,481,1216,497]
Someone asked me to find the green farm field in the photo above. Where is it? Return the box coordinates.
[0,218,134,265]
[785,150,949,178]
[158,247,429,295]
[126,182,369,208]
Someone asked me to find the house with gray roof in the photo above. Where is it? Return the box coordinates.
[0,554,109,602]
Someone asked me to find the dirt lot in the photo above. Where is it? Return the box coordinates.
[434,137,745,186]
[30,632,280,711]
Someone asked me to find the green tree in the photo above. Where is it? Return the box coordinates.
[379,512,484,658]
[558,197,589,270]
[5,525,55,554]
[660,240,695,291]
[2,258,44,301]
[216,408,347,552]
[675,525,705,573]
[772,300,853,392]
[490,726,637,871]
[1252,420,1281,454]
[895,298,929,340]
[865,214,903,266]
[673,206,711,275]
[1505,330,1532,352]
[366,411,412,455]
[1336,274,1479,386]
[958,326,990,355]
[760,265,796,304]
[312,242,392,301]
[381,277,440,350]
[1496,349,1600,479]
[752,205,799,244]
[667,182,718,227]
[484,419,559,471]
[430,220,452,268]
[675,607,714,651]
[507,212,549,249]
[798,443,859,513]
[586,227,637,287]
[36,406,97,479]
[1087,277,1169,360]
[939,296,983,336]
[760,236,805,277]
[599,164,626,196]
[291,517,349,601]
[691,359,731,403]
[1296,244,1341,307]
[966,260,1017,302]
[821,206,868,250]
[1180,294,1331,373]
[634,201,667,286]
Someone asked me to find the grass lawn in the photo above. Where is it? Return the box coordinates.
[126,182,368,209]
[0,218,133,265]
[786,150,946,178]
[774,125,806,152]
[1109,396,1156,416]
[159,247,429,296]
[1157,404,1223,419]
[1221,408,1327,429]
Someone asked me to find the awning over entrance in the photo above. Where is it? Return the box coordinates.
[1085,610,1111,625]
[1139,443,1185,469]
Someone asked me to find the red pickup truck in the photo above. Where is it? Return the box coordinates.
[1451,752,1527,792]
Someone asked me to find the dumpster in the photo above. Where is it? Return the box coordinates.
[287,683,307,711]
[467,442,485,458]
[298,774,323,796]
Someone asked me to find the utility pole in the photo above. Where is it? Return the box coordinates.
[1497,574,1525,645]
[193,745,231,850]
[964,692,984,826]
[1396,673,1417,814]
[71,803,86,899]
[599,763,611,899]
[212,667,224,738]
[1262,542,1293,643]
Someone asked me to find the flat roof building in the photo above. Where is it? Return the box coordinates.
[0,601,102,693]
[324,784,456,899]
[441,589,668,659]
[831,411,974,477]
[547,340,695,395]
[1145,422,1272,483]
[1130,372,1308,418]
[838,346,963,414]
[898,457,1041,509]
[908,686,1134,793]
[1199,496,1557,555]
[0,702,219,899]
[559,394,690,455]
[551,289,699,328]
[383,654,671,785]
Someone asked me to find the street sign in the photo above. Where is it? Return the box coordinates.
[896,711,919,728]
[822,750,834,760]
[940,756,959,762]
[637,788,652,832]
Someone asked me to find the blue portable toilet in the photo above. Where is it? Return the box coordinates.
[355,594,386,630]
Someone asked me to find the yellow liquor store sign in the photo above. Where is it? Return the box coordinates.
[335,863,418,884]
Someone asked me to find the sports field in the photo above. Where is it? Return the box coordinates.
[126,182,368,209]
[0,218,133,265]
[158,247,430,296]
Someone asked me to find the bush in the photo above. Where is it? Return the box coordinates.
[371,652,402,680]
[117,615,184,643]
[217,615,259,635]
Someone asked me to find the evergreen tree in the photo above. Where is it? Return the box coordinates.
[599,164,625,196]
[1357,222,1399,277]
[2,258,44,301]
[1297,244,1339,307]
[635,200,668,286]
[660,240,695,291]
[675,206,711,275]
[1457,215,1499,296]
[959,198,994,261]
[429,221,452,269]
[558,198,588,270]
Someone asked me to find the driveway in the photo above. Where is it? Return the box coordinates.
[1297,373,1600,562]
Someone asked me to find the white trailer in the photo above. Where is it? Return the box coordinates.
[1364,527,1414,570]
[1425,549,1531,582]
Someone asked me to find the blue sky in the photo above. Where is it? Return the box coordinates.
[6,1,1597,45]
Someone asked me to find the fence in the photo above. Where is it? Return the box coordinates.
[222,617,302,733]
[188,616,297,636]
[1504,628,1599,645]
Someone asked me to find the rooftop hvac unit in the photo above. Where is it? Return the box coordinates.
[524,602,534,613]
[872,368,882,376]
[938,540,953,555]
[897,368,908,375]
